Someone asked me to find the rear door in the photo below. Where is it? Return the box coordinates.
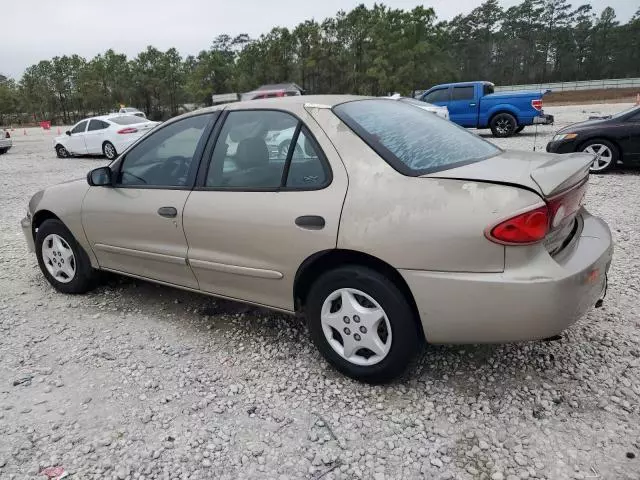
[183,107,348,311]
[84,119,110,154]
[66,120,89,154]
[447,85,478,127]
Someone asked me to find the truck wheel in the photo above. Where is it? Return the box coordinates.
[490,113,517,138]
[515,125,525,134]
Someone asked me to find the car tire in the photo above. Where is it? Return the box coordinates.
[0,148,7,155]
[515,125,525,134]
[35,219,97,294]
[55,145,70,158]
[305,265,419,383]
[579,139,619,173]
[103,141,117,160]
[490,113,517,137]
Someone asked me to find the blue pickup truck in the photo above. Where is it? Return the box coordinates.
[419,81,553,137]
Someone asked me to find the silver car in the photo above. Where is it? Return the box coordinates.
[22,96,613,383]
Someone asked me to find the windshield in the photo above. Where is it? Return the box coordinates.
[110,116,144,125]
[333,99,500,176]
[611,105,640,119]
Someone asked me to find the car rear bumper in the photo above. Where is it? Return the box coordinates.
[21,215,35,252]
[0,139,12,149]
[533,113,554,125]
[401,208,612,344]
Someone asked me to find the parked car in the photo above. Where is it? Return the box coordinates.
[419,81,554,137]
[546,105,640,173]
[386,94,450,120]
[54,115,159,160]
[118,107,146,118]
[0,128,12,154]
[23,96,612,383]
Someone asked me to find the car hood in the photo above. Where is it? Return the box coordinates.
[423,149,592,197]
[555,118,611,134]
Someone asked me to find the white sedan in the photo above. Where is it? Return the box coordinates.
[54,115,158,160]
[118,107,147,118]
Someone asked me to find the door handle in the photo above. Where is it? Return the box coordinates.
[157,206,178,218]
[295,215,325,230]
[469,103,477,107]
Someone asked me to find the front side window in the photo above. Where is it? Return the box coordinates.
[206,110,297,188]
[71,121,88,134]
[452,86,474,101]
[423,89,449,103]
[333,99,500,175]
[88,119,109,131]
[116,114,212,187]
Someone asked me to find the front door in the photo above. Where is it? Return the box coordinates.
[447,85,478,127]
[82,113,216,288]
[620,111,640,161]
[66,120,89,155]
[183,108,348,310]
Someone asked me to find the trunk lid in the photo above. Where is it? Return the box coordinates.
[424,150,593,256]
[423,149,592,197]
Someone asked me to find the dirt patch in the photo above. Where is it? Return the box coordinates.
[545,87,640,105]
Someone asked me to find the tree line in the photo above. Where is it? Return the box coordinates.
[1,0,639,125]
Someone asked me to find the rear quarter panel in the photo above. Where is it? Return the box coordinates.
[309,107,545,273]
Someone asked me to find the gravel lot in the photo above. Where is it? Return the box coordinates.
[1,103,639,480]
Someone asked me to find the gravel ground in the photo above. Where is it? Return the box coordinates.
[1,103,639,480]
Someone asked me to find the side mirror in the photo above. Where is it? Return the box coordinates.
[65,130,71,136]
[87,166,112,187]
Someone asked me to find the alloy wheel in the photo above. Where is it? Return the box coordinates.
[583,144,613,172]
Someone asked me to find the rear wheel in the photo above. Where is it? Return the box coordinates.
[490,113,517,137]
[55,145,70,158]
[580,139,618,173]
[35,219,97,294]
[305,265,419,383]
[103,141,117,160]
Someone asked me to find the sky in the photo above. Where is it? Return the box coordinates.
[1,0,636,80]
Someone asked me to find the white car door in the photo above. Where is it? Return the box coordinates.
[66,120,89,155]
[84,119,110,154]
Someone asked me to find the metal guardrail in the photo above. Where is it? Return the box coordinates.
[495,78,640,92]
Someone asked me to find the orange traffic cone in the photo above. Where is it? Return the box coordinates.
[636,93,640,105]
[57,127,61,134]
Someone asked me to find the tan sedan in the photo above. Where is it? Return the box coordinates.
[22,96,613,382]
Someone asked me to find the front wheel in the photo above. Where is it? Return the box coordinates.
[56,145,70,158]
[580,139,618,173]
[515,125,525,134]
[305,266,419,383]
[0,148,7,155]
[35,219,97,294]
[103,141,117,160]
[490,113,518,137]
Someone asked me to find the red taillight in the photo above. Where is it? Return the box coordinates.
[488,205,550,244]
[276,91,285,97]
[531,99,543,111]
[547,180,587,228]
[117,127,138,134]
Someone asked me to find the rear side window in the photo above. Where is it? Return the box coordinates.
[111,116,143,125]
[423,89,449,103]
[333,99,500,176]
[88,119,109,131]
[483,84,495,96]
[452,86,474,101]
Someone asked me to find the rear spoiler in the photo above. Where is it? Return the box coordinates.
[211,93,240,105]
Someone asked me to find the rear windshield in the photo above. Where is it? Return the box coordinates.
[333,99,500,175]
[110,115,143,125]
